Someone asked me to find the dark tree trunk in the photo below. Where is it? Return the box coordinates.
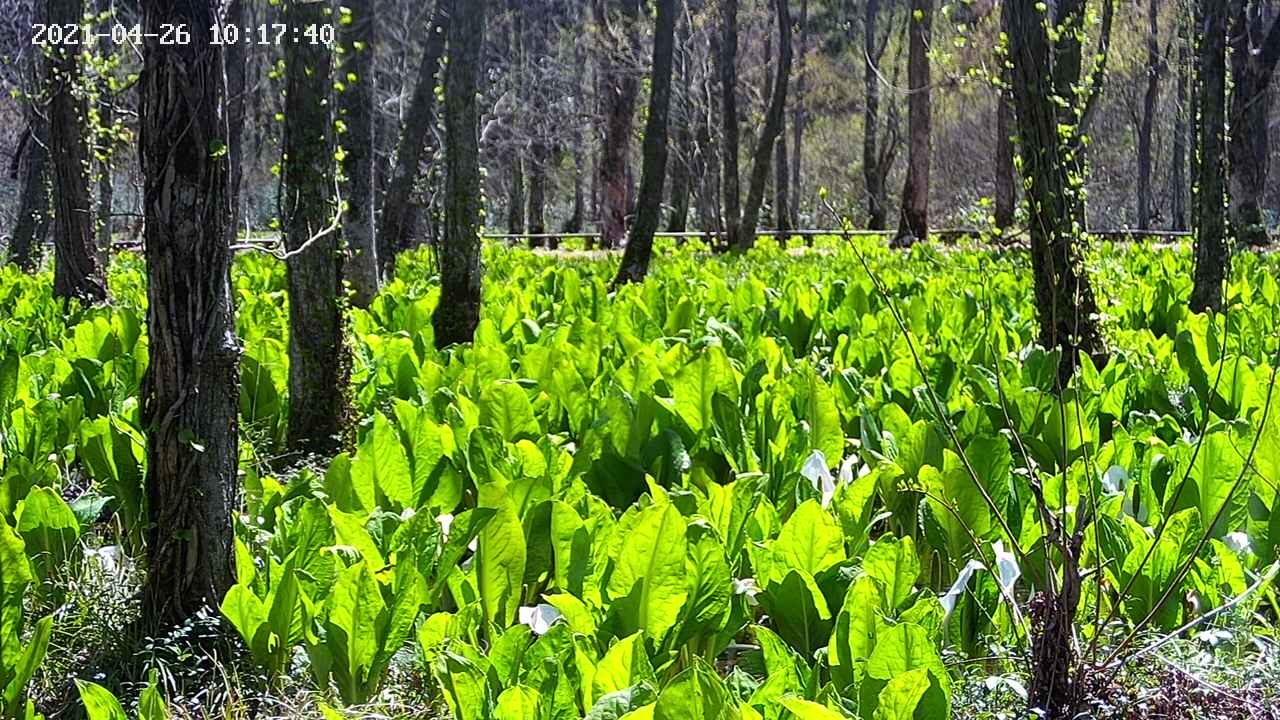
[10,122,49,270]
[1191,0,1229,312]
[666,8,694,235]
[434,0,485,348]
[1137,0,1161,231]
[863,0,888,231]
[597,0,641,249]
[1226,0,1280,247]
[894,0,932,246]
[774,125,791,240]
[736,0,792,251]
[95,0,115,254]
[379,1,448,272]
[47,0,106,303]
[719,0,741,250]
[339,0,380,307]
[1008,0,1108,384]
[282,0,347,457]
[614,0,677,285]
[994,1,1017,238]
[790,0,808,227]
[225,0,248,245]
[138,0,239,629]
[1169,9,1190,232]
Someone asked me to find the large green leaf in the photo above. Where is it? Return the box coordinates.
[770,500,845,581]
[863,535,920,611]
[607,503,688,644]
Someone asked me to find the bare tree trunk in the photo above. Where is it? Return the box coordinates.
[379,1,449,271]
[736,0,792,251]
[564,16,588,236]
[525,1,551,244]
[597,0,641,249]
[719,0,741,250]
[48,0,106,303]
[434,0,485,348]
[994,0,1016,237]
[282,0,347,457]
[10,123,49,270]
[339,0,380,307]
[863,0,887,231]
[615,0,677,285]
[790,0,808,227]
[1137,0,1161,231]
[225,0,248,245]
[1226,0,1280,247]
[506,1,526,237]
[666,7,693,235]
[1169,7,1189,232]
[894,0,932,246]
[95,0,115,254]
[138,0,239,629]
[1191,0,1229,312]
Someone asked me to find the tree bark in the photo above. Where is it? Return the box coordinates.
[339,0,380,307]
[735,0,792,251]
[434,0,485,348]
[10,121,49,271]
[994,0,1016,236]
[138,0,239,629]
[1137,0,1160,231]
[666,8,694,235]
[47,0,106,303]
[1226,0,1280,247]
[506,0,526,237]
[1169,8,1189,232]
[1191,0,1229,312]
[790,0,808,227]
[718,0,741,250]
[225,0,248,246]
[614,0,677,285]
[863,0,888,231]
[1008,0,1107,385]
[95,0,115,255]
[597,0,641,249]
[894,0,932,246]
[378,1,448,271]
[774,124,790,240]
[525,1,551,244]
[282,0,348,457]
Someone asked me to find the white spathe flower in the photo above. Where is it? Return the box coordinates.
[732,577,760,606]
[1223,532,1252,556]
[801,450,837,508]
[518,603,562,635]
[1102,465,1128,495]
[940,559,986,620]
[436,513,454,542]
[992,540,1021,602]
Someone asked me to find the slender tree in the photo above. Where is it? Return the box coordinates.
[47,0,106,302]
[94,0,115,253]
[339,0,380,307]
[1168,7,1189,232]
[862,0,898,231]
[790,0,808,227]
[1136,0,1161,231]
[525,0,553,245]
[379,1,449,271]
[718,0,740,249]
[994,0,1016,235]
[225,0,248,246]
[1226,0,1280,246]
[893,0,932,246]
[434,0,485,348]
[597,0,641,249]
[282,0,348,456]
[1008,0,1116,709]
[138,0,239,628]
[1191,0,1229,312]
[506,0,526,236]
[615,0,677,285]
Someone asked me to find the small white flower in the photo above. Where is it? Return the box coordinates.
[518,603,562,635]
[801,450,836,508]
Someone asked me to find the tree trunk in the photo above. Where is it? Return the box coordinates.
[1191,0,1229,312]
[790,0,808,227]
[564,14,588,236]
[894,0,932,246]
[1008,0,1107,384]
[225,0,248,245]
[598,0,641,249]
[379,1,448,271]
[736,0,792,251]
[1137,0,1160,231]
[525,1,551,244]
[47,0,106,303]
[95,0,115,254]
[10,122,49,270]
[339,0,380,307]
[774,125,791,240]
[1169,10,1189,232]
[666,9,693,235]
[614,0,677,285]
[863,0,887,231]
[507,0,526,238]
[282,0,347,457]
[1226,1,1280,247]
[434,0,485,348]
[138,0,239,629]
[719,0,741,250]
[994,0,1017,238]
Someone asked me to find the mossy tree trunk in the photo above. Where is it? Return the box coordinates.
[138,0,239,629]
[433,0,485,348]
[339,0,380,307]
[1191,0,1229,312]
[282,0,349,457]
